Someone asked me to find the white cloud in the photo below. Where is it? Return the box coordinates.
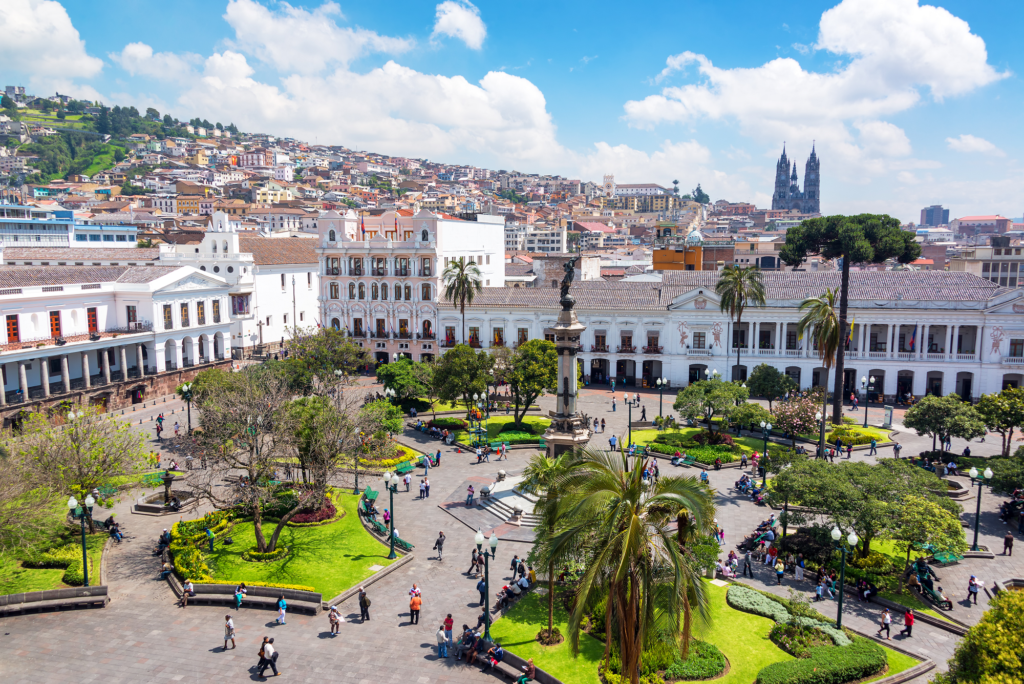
[946,134,1005,156]
[626,0,1007,183]
[110,43,201,83]
[0,0,103,87]
[431,1,486,50]
[223,0,413,73]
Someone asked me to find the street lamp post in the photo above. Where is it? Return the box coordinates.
[968,466,993,551]
[382,472,398,559]
[861,376,874,428]
[180,382,193,432]
[474,529,499,640]
[655,377,668,419]
[815,410,826,460]
[67,493,96,587]
[759,420,773,487]
[830,526,859,629]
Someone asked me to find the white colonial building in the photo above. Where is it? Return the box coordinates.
[0,261,232,421]
[316,208,505,364]
[440,271,1024,402]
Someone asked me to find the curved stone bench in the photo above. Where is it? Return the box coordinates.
[0,586,109,616]
[168,576,321,615]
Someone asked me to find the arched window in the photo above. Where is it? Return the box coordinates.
[421,229,429,242]
[358,283,366,299]
[223,240,229,254]
[348,283,356,299]
[212,242,217,253]
[422,283,431,301]
[328,229,336,242]
[371,283,379,300]
[329,283,340,299]
[381,283,388,300]
[394,284,402,301]
[331,318,341,330]
[404,284,412,301]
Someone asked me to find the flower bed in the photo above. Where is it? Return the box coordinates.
[241,546,291,563]
[290,497,336,524]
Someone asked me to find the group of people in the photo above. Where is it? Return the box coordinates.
[415,421,456,444]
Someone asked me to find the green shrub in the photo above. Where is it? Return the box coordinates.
[23,543,91,586]
[600,669,664,684]
[825,427,877,446]
[770,622,834,658]
[606,633,679,678]
[664,640,727,680]
[787,617,851,647]
[241,546,291,563]
[429,417,467,430]
[727,584,790,622]
[649,441,737,464]
[934,589,1024,684]
[755,638,887,684]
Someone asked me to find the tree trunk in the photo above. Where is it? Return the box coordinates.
[460,295,466,344]
[547,560,555,638]
[832,258,851,424]
[266,492,317,552]
[253,507,268,552]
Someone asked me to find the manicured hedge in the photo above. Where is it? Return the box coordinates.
[242,546,291,563]
[192,579,316,591]
[428,417,468,430]
[755,639,886,684]
[825,428,877,446]
[23,543,90,586]
[664,640,727,680]
[727,584,791,623]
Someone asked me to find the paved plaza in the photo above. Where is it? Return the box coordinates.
[1,380,1020,683]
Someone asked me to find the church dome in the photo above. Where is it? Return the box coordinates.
[685,228,705,246]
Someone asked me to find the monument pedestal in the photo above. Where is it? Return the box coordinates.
[543,292,592,457]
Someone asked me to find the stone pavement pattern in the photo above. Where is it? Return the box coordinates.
[1,380,1021,683]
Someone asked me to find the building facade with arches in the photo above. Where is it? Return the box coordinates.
[440,271,1024,403]
[316,208,505,365]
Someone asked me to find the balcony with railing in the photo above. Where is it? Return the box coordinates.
[416,332,436,340]
[440,339,457,348]
[1003,356,1024,365]
[617,344,636,354]
[370,331,390,339]
[591,344,609,353]
[469,339,482,349]
[756,348,776,356]
[396,332,413,340]
[687,348,712,356]
[784,348,802,357]
[327,267,340,276]
[642,345,663,354]
[0,322,154,353]
[371,267,387,277]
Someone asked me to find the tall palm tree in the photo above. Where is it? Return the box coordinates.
[797,288,842,454]
[519,452,570,640]
[547,449,715,684]
[441,258,482,344]
[715,265,766,383]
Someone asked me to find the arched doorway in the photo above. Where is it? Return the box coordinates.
[375,352,389,366]
[422,320,433,339]
[869,370,886,402]
[182,337,195,367]
[926,371,943,397]
[591,358,609,384]
[1003,373,1022,390]
[731,365,747,382]
[688,364,708,385]
[642,359,663,387]
[164,340,178,370]
[616,359,636,387]
[785,366,801,387]
[897,371,914,401]
[956,372,973,401]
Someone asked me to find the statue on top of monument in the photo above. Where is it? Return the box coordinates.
[560,241,582,300]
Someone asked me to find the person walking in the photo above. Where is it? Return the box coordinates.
[510,555,520,580]
[466,484,475,506]
[877,608,892,640]
[329,605,343,635]
[609,434,617,451]
[409,591,422,624]
[436,625,448,657]
[898,609,914,638]
[612,396,616,412]
[155,422,163,440]
[258,637,280,677]
[743,550,753,578]
[444,613,454,649]
[775,559,785,585]
[174,421,180,437]
[435,449,442,467]
[641,406,647,422]
[404,472,412,492]
[276,595,287,624]
[894,442,903,458]
[600,418,605,433]
[224,615,236,650]
[433,531,445,561]
[419,479,427,499]
[967,575,980,605]
[424,476,431,498]
[1005,531,1014,556]
[477,577,487,606]
[469,549,480,576]
[869,438,877,456]
[358,587,370,621]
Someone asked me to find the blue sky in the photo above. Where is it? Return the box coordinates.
[2,0,1022,222]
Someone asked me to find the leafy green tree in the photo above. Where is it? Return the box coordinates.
[163,114,173,126]
[933,589,1024,684]
[797,287,842,434]
[771,395,820,447]
[505,339,558,429]
[715,265,766,381]
[113,147,126,162]
[781,215,920,423]
[0,427,61,550]
[1,94,15,110]
[547,449,715,677]
[731,402,772,431]
[989,446,1024,495]
[441,258,482,343]
[673,378,749,434]
[690,183,710,204]
[889,495,968,576]
[746,363,796,410]
[376,358,428,400]
[432,344,493,412]
[904,395,986,452]
[145,107,160,120]
[976,387,1024,457]
[287,325,372,381]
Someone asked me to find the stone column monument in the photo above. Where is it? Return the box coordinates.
[542,253,593,457]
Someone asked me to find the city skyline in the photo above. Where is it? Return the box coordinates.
[1,0,1022,222]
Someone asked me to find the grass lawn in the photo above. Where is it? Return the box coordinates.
[628,427,766,455]
[488,590,604,684]
[798,425,893,444]
[453,415,550,444]
[203,491,395,597]
[0,531,106,595]
[81,149,119,177]
[866,646,920,683]
[693,581,794,684]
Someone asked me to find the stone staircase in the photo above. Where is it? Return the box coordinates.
[478,495,543,527]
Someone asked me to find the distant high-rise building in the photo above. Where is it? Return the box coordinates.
[771,144,820,214]
[920,205,950,227]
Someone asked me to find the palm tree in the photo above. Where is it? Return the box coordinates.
[441,258,482,344]
[547,449,715,684]
[519,452,570,641]
[797,288,842,455]
[715,265,766,382]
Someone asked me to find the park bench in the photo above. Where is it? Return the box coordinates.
[0,586,109,616]
[394,461,415,475]
[673,454,696,467]
[359,499,375,518]
[362,486,379,504]
[931,551,963,567]
[369,519,389,536]
[394,536,414,552]
[919,581,953,611]
[172,580,322,615]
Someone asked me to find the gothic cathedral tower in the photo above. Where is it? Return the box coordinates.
[770,144,820,213]
[803,144,820,214]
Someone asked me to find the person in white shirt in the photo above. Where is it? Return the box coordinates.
[258,637,279,677]
[224,615,235,650]
[517,575,530,590]
[181,579,195,607]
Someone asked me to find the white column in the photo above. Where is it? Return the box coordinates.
[81,351,91,388]
[119,347,128,379]
[0,364,6,406]
[61,355,70,393]
[776,322,783,354]
[950,325,959,358]
[41,357,50,397]
[917,324,926,359]
[155,343,166,372]
[136,344,145,374]
[102,348,111,384]
[19,361,29,398]
[174,340,184,370]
